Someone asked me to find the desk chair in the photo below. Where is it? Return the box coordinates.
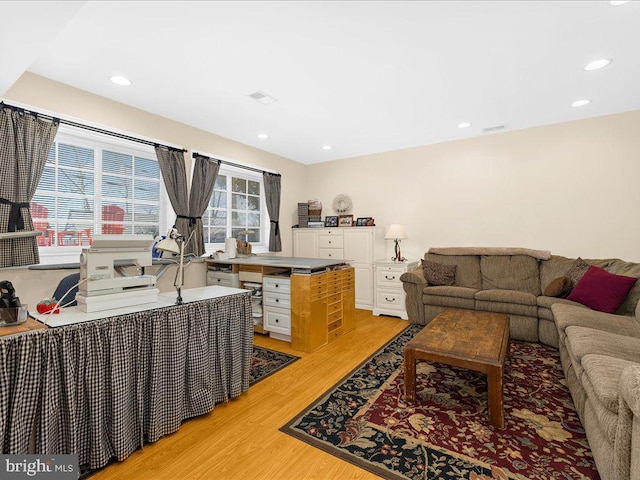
[52,273,80,307]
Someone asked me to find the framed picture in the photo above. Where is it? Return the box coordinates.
[366,218,375,226]
[338,214,354,227]
[325,216,338,227]
[355,217,370,226]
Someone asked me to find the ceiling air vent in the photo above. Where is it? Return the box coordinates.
[249,90,277,105]
[483,124,507,133]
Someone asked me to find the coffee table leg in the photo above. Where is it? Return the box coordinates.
[404,348,416,402]
[487,364,504,428]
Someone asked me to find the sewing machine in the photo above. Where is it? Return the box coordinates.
[76,234,159,312]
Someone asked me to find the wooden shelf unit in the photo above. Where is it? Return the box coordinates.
[291,267,355,352]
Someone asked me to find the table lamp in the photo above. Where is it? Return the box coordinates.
[385,224,407,262]
[155,227,185,305]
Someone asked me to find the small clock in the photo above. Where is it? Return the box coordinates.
[332,194,353,214]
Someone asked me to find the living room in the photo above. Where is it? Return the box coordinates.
[1,2,639,480]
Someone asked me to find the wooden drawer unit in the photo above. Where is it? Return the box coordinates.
[290,267,356,353]
[373,259,419,320]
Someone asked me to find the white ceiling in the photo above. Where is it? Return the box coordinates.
[2,1,640,165]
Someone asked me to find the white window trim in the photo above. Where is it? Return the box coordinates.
[199,161,270,256]
[38,124,171,264]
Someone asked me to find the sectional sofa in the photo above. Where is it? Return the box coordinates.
[400,247,640,480]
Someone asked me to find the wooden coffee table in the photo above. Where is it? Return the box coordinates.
[404,308,510,428]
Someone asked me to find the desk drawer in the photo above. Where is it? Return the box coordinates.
[263,276,291,294]
[263,306,291,335]
[376,269,403,287]
[318,235,344,249]
[263,291,291,309]
[376,288,405,310]
[207,271,239,287]
[318,248,343,259]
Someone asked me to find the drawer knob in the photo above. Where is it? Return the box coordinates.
[275,318,279,323]
[385,297,396,302]
[275,284,279,288]
[275,298,279,302]
[385,275,396,280]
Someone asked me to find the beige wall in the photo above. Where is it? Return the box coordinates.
[3,72,640,307]
[3,72,307,307]
[306,110,640,264]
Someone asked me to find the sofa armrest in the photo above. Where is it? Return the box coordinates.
[616,364,640,480]
[401,267,427,324]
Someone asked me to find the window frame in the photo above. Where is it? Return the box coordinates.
[202,162,270,255]
[36,125,172,264]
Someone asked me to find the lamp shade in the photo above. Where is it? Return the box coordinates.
[155,227,181,255]
[385,224,407,240]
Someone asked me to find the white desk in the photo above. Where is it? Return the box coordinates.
[33,285,247,327]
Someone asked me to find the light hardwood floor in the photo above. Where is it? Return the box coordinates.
[93,310,407,480]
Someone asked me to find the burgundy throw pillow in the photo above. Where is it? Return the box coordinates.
[566,266,638,314]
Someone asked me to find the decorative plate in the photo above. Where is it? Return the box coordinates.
[332,194,352,214]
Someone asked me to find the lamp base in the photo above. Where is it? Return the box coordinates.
[391,239,405,262]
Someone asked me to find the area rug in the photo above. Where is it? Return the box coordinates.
[250,345,300,386]
[281,325,600,480]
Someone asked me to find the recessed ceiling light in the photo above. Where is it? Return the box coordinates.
[571,99,591,107]
[321,145,332,151]
[110,75,131,86]
[457,122,472,129]
[257,133,269,139]
[584,58,612,71]
[249,90,277,105]
[610,1,631,6]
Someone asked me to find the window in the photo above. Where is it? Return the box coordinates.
[31,126,169,261]
[202,165,267,250]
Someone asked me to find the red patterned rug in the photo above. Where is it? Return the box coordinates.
[281,325,600,480]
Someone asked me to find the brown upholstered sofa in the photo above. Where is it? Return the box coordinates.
[400,247,640,480]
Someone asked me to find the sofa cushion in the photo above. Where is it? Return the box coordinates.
[582,354,639,415]
[423,286,477,310]
[425,253,482,289]
[580,356,625,443]
[552,304,640,344]
[565,257,590,287]
[421,259,455,286]
[543,276,573,298]
[567,266,637,314]
[475,300,537,317]
[536,296,585,321]
[480,255,541,295]
[605,258,640,316]
[565,326,640,367]
[476,289,537,305]
[539,255,616,298]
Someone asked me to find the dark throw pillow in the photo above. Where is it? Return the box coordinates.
[566,266,638,314]
[422,259,456,286]
[544,276,573,298]
[565,257,590,287]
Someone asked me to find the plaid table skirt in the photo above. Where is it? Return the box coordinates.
[0,292,253,469]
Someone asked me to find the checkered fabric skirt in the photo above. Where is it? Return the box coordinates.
[0,292,252,469]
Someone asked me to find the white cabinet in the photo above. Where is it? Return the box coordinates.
[262,275,291,341]
[292,227,375,309]
[373,259,419,320]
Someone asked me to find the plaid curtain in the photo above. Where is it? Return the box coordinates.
[0,105,59,267]
[187,155,219,256]
[154,146,190,245]
[263,172,282,252]
[0,293,252,468]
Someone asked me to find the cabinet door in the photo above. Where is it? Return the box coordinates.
[293,229,318,258]
[353,263,374,309]
[344,228,373,263]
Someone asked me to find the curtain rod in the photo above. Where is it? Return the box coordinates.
[192,152,281,176]
[0,101,186,153]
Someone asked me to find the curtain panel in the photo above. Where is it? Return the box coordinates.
[0,106,59,267]
[154,146,190,248]
[263,172,282,252]
[187,155,219,256]
[0,293,252,469]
